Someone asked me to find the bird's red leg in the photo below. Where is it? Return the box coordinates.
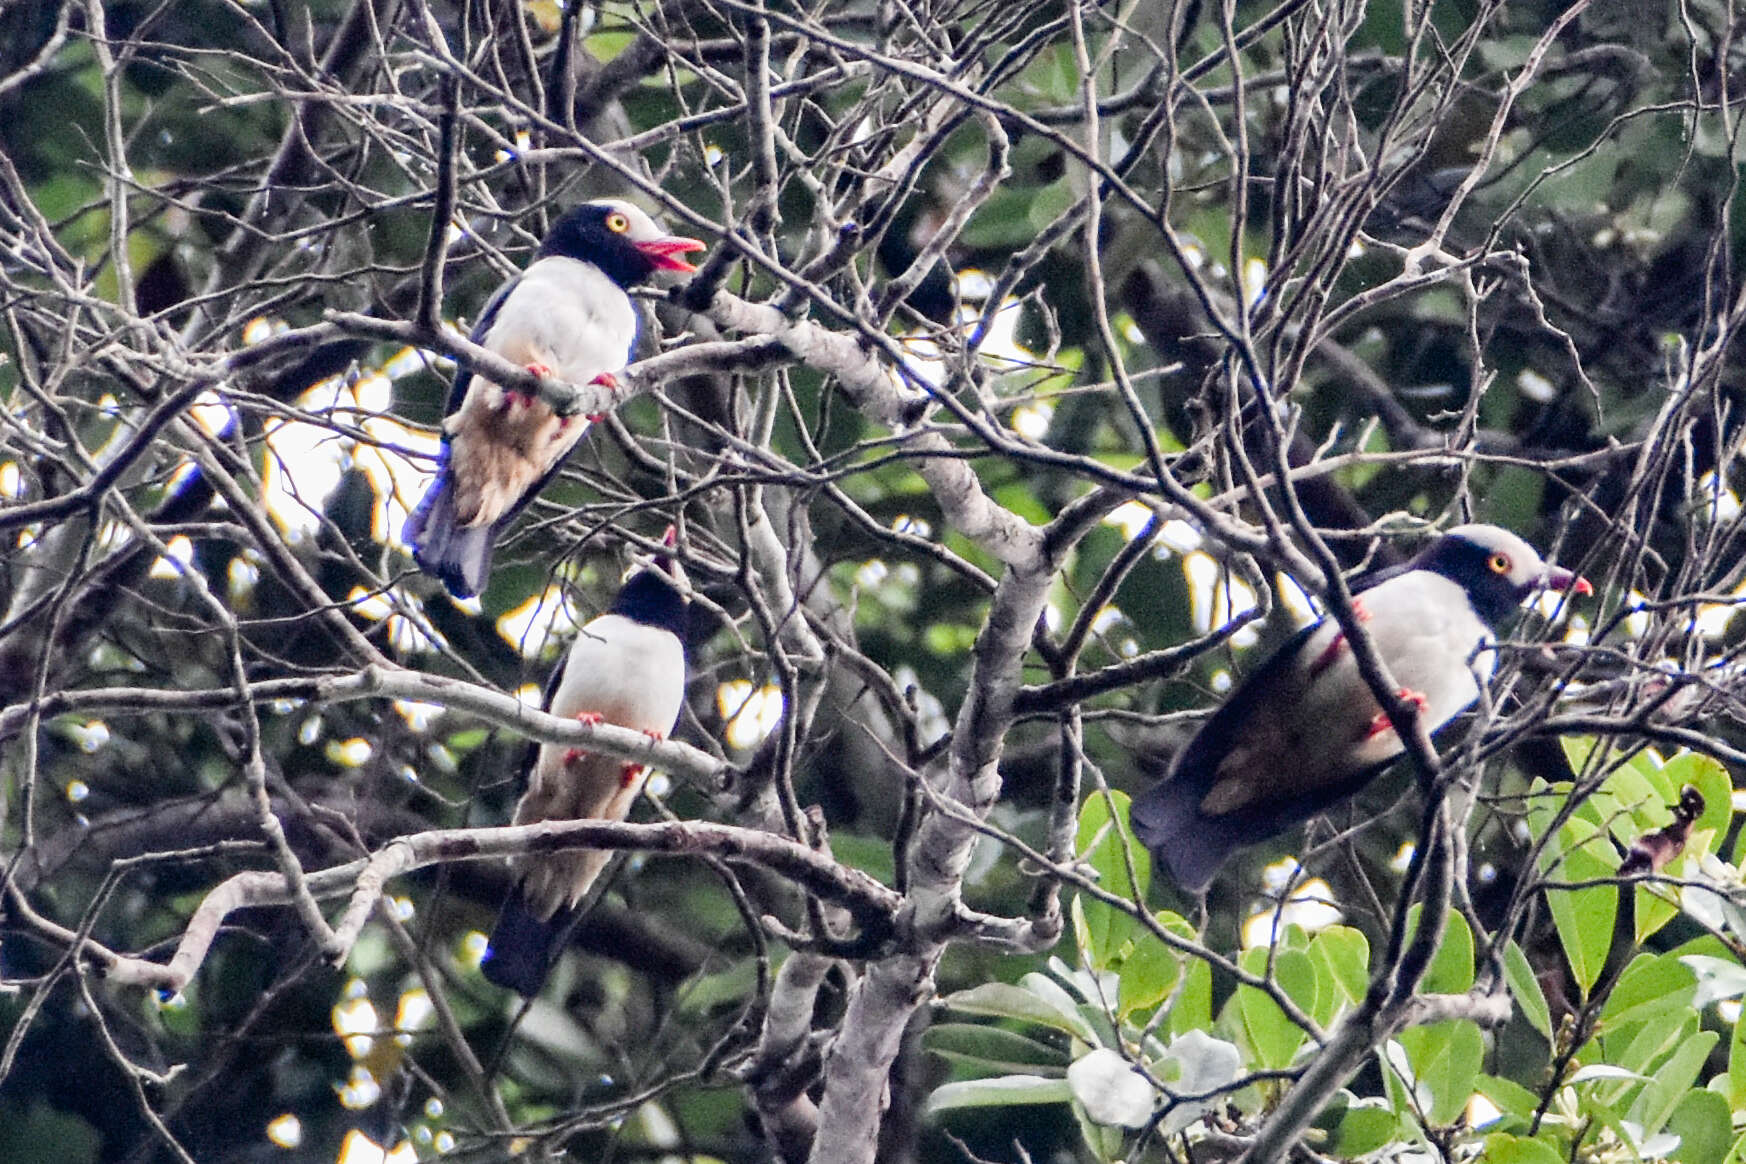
[562,711,605,765]
[620,729,664,787]
[1363,688,1430,741]
[1308,596,1373,678]
[584,372,619,424]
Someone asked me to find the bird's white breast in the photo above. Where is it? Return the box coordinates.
[1295,571,1495,767]
[484,256,639,381]
[547,613,686,734]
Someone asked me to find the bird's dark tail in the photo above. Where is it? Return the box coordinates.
[481,891,579,998]
[404,467,493,598]
[1129,776,1235,894]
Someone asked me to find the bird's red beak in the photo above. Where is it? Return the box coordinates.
[636,236,706,273]
[659,524,680,576]
[1545,566,1593,596]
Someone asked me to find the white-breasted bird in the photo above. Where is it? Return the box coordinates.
[405,201,705,597]
[1129,524,1590,893]
[481,546,689,996]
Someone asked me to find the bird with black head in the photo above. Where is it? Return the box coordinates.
[405,200,705,597]
[1130,524,1590,893]
[481,533,690,997]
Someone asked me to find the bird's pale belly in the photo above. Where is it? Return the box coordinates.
[1294,577,1494,769]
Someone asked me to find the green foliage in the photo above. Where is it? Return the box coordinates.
[935,752,1746,1159]
[1233,942,1318,1070]
[1073,790,1149,961]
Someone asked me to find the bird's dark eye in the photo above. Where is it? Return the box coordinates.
[1488,553,1511,574]
[605,212,630,233]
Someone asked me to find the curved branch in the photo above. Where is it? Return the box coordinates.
[80,816,900,993]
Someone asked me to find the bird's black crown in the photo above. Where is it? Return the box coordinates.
[540,203,664,289]
[610,567,689,639]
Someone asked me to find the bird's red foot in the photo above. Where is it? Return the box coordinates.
[502,365,551,411]
[583,372,623,424]
[562,712,607,764]
[641,728,665,742]
[619,762,646,788]
[1363,689,1430,740]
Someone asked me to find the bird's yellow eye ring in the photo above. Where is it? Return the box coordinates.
[605,212,630,233]
[1488,553,1512,574]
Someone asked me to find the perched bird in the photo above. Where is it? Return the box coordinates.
[1130,524,1590,893]
[481,546,690,997]
[405,201,705,597]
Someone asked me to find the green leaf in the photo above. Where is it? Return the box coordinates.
[1074,790,1150,971]
[1169,955,1212,1037]
[1380,1038,1416,1119]
[1540,814,1619,996]
[937,982,1098,1043]
[1234,948,1316,1069]
[1662,751,1732,841]
[1309,927,1370,1022]
[1115,914,1182,1018]
[962,178,1076,248]
[445,728,489,752]
[1070,1100,1129,1163]
[679,959,761,1012]
[1667,1088,1731,1164]
[584,28,637,59]
[1502,941,1553,1043]
[1484,467,1547,540]
[1567,1064,1651,1085]
[1601,1013,1697,1102]
[924,1023,1068,1077]
[1474,1073,1542,1127]
[1022,971,1108,1036]
[925,1074,1075,1114]
[1559,735,1599,775]
[1730,996,1746,1107]
[1601,953,1696,1034]
[1630,1029,1718,1140]
[1421,908,1475,995]
[1397,1020,1483,1125]
[1601,752,1672,837]
[1636,873,1685,943]
[1482,1132,1567,1164]
[1332,1102,1399,1156]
